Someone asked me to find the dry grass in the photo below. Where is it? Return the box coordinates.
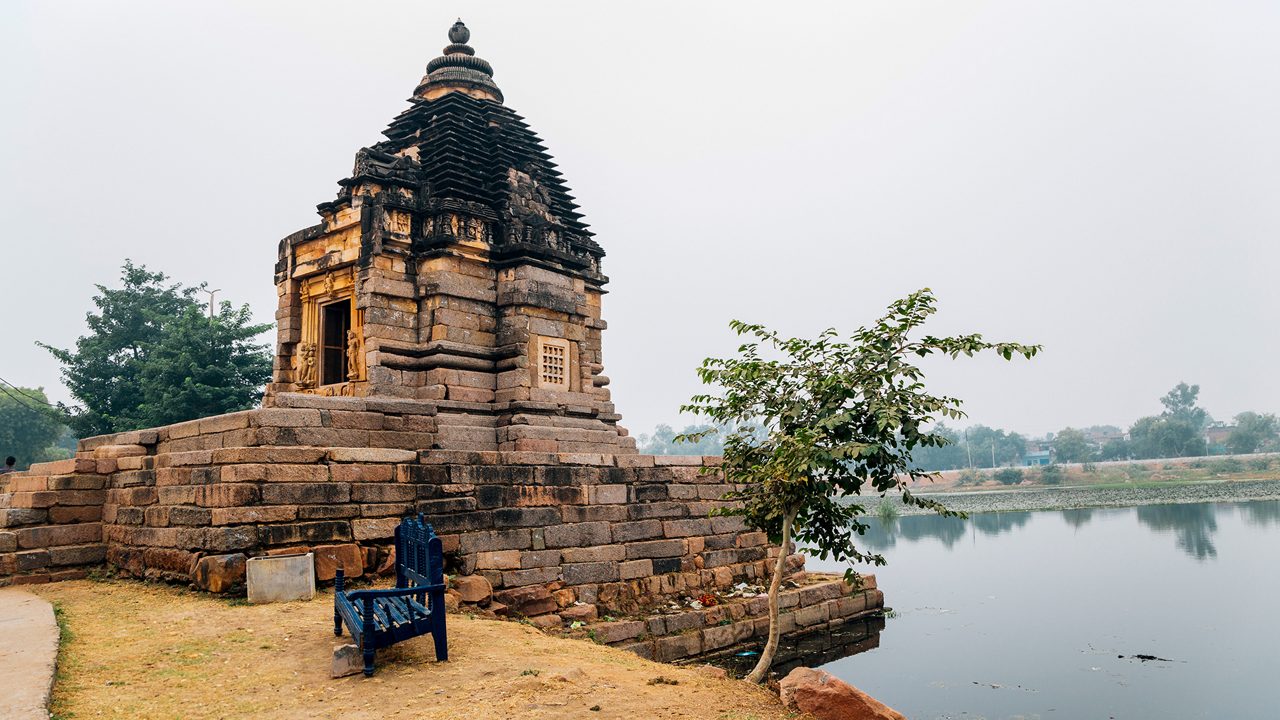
[35,579,797,720]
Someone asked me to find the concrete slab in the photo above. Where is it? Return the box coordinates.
[0,589,59,720]
[246,552,315,604]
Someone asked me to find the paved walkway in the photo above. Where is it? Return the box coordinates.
[0,589,59,720]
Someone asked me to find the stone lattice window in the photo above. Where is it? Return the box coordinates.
[538,337,570,389]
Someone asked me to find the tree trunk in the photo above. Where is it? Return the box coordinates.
[745,507,796,683]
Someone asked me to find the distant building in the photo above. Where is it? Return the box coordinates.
[1024,438,1053,466]
[1205,425,1235,454]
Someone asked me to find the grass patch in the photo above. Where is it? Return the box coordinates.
[50,601,76,720]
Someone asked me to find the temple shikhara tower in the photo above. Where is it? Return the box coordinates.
[267,21,632,456]
[0,22,882,661]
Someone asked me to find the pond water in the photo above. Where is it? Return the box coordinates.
[805,497,1280,720]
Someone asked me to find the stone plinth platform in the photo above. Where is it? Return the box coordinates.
[0,401,805,629]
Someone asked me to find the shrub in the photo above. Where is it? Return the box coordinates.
[1210,458,1244,475]
[1082,462,1097,473]
[993,467,1023,485]
[1040,464,1064,484]
[876,502,900,524]
[1247,458,1272,472]
[957,469,983,486]
[1125,463,1150,480]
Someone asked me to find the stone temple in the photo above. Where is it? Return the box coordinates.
[0,22,882,662]
[266,19,629,457]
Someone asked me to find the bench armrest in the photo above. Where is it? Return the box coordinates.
[343,584,445,602]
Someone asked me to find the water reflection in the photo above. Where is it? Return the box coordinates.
[1135,504,1218,560]
[864,500,1280,561]
[860,512,1030,551]
[1240,500,1280,528]
[1061,508,1094,529]
[700,616,886,679]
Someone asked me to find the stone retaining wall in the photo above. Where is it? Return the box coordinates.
[0,402,887,657]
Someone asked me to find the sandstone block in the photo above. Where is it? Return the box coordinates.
[327,448,417,463]
[48,543,107,567]
[10,492,59,509]
[625,539,687,559]
[254,408,323,427]
[593,620,645,644]
[544,522,611,549]
[618,559,653,580]
[587,484,627,504]
[560,604,597,623]
[258,522,351,546]
[313,543,364,581]
[563,561,618,585]
[351,484,416,503]
[492,506,561,527]
[17,523,103,549]
[211,506,298,526]
[192,553,248,593]
[520,549,561,568]
[330,464,395,483]
[560,545,625,564]
[475,550,521,570]
[93,444,147,459]
[653,632,702,661]
[351,517,400,541]
[501,567,561,588]
[779,667,906,720]
[451,574,492,603]
[332,644,363,678]
[261,483,349,505]
[194,485,259,508]
[0,508,47,528]
[611,520,664,543]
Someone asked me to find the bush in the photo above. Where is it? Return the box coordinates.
[1082,462,1097,473]
[875,502,900,524]
[1040,464,1064,485]
[1247,457,1272,472]
[1125,463,1150,480]
[957,469,983,486]
[1210,458,1244,475]
[993,467,1023,485]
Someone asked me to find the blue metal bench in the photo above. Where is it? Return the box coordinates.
[334,514,448,676]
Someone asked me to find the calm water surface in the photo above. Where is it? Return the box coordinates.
[806,499,1280,720]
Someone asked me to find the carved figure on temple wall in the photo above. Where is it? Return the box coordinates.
[295,342,317,389]
[346,329,363,381]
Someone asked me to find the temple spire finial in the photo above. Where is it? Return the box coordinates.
[415,19,502,102]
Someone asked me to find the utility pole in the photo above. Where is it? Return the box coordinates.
[965,428,973,469]
[205,289,221,320]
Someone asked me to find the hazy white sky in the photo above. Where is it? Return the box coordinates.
[2,1,1277,438]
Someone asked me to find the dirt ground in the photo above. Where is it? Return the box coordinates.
[35,579,800,720]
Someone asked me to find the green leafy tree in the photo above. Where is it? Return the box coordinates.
[1129,415,1205,459]
[42,262,272,435]
[0,386,72,470]
[133,303,274,427]
[1052,427,1094,463]
[1160,382,1210,429]
[1228,412,1279,454]
[678,289,1037,682]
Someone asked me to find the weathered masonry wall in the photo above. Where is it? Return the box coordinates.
[0,398,883,656]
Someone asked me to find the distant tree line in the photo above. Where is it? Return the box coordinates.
[640,382,1280,467]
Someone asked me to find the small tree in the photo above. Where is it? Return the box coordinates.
[42,261,272,435]
[679,289,1037,682]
